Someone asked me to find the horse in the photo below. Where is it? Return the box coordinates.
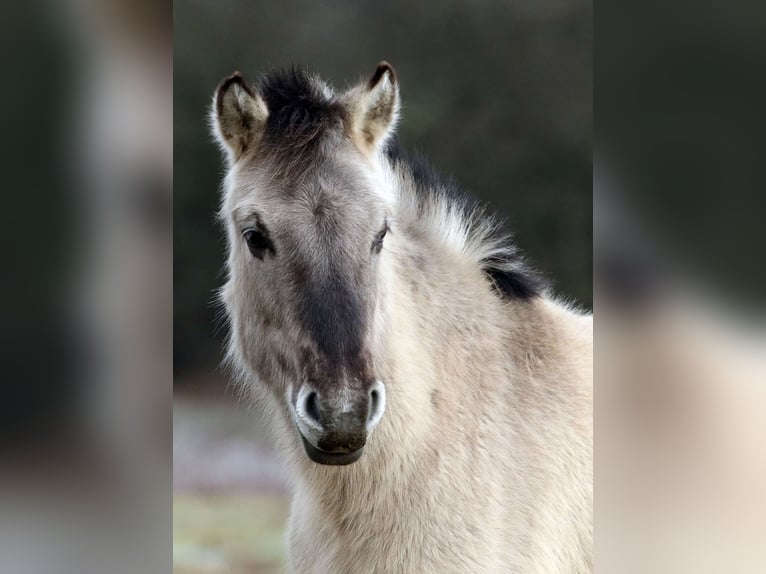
[210,62,592,573]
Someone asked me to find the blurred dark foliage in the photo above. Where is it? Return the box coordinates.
[174,0,593,375]
[0,1,80,446]
[597,0,766,307]
[1,1,172,572]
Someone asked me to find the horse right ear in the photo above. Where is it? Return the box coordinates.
[211,72,268,165]
[342,62,400,155]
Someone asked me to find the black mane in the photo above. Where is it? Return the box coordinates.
[258,68,339,148]
[385,138,546,300]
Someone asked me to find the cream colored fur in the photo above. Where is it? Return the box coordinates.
[213,65,593,573]
[284,198,591,573]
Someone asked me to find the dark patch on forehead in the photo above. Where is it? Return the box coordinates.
[295,263,367,370]
[257,68,343,152]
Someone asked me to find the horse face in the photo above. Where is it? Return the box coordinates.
[224,157,389,464]
[212,64,399,465]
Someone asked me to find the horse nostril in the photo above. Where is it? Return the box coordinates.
[367,381,386,431]
[369,390,379,419]
[304,391,321,424]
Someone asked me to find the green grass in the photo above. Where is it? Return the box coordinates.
[174,493,289,573]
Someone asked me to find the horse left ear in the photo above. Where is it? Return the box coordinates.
[211,71,268,166]
[343,62,400,154]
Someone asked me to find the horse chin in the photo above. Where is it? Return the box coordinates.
[299,434,365,466]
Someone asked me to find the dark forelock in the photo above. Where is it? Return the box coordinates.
[257,68,340,150]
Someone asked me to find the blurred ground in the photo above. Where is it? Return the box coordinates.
[174,494,288,574]
[174,377,289,573]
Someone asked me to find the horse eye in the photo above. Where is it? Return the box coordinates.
[372,224,388,254]
[243,228,274,259]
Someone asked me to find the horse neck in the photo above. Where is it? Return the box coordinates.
[357,197,514,450]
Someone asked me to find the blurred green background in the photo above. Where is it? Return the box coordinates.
[174,0,592,376]
[174,1,590,571]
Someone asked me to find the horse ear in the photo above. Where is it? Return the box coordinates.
[211,72,268,164]
[344,62,400,153]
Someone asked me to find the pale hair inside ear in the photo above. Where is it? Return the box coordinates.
[341,61,401,154]
[210,71,268,165]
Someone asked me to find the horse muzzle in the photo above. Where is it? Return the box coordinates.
[291,380,386,466]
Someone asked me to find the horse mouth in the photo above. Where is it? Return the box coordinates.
[299,434,365,466]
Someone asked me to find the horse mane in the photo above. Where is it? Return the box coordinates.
[257,67,340,150]
[254,67,545,300]
[384,138,546,300]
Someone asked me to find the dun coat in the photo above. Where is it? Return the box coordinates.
[210,62,593,573]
